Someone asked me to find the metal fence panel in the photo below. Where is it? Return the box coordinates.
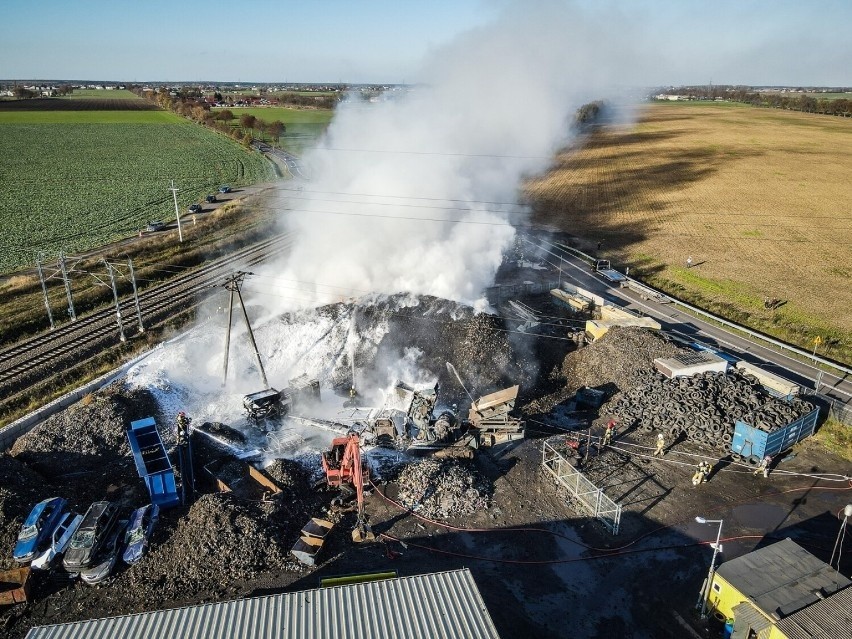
[541,441,621,534]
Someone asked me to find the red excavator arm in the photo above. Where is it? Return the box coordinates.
[321,433,374,542]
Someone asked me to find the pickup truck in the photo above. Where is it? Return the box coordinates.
[593,260,627,285]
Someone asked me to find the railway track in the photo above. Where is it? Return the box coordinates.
[0,233,293,406]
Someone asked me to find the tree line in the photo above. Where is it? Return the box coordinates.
[656,86,852,117]
[132,88,286,147]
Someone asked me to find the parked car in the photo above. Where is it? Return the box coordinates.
[188,203,203,214]
[31,512,83,570]
[205,194,217,204]
[13,497,68,563]
[146,221,166,232]
[80,520,127,585]
[63,501,119,572]
[218,185,231,193]
[122,504,159,565]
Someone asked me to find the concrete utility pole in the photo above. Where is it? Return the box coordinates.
[127,258,144,333]
[104,259,126,342]
[221,271,269,388]
[36,256,55,329]
[170,180,184,242]
[695,517,724,618]
[58,252,76,321]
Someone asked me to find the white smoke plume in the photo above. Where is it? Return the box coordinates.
[263,2,637,311]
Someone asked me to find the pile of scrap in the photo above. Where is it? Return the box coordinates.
[468,385,524,445]
[396,459,492,519]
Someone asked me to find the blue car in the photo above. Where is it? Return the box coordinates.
[122,504,159,565]
[13,497,69,563]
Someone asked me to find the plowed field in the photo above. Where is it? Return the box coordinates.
[526,102,852,360]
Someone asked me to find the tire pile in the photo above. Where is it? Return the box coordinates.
[606,369,814,450]
[396,459,492,519]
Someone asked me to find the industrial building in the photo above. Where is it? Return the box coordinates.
[24,569,501,639]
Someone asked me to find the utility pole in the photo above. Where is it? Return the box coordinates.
[58,252,76,321]
[170,180,184,242]
[104,259,126,342]
[127,258,144,333]
[36,256,55,329]
[222,279,236,386]
[222,271,269,388]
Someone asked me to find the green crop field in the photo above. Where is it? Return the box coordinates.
[65,89,140,99]
[0,110,275,274]
[213,106,334,154]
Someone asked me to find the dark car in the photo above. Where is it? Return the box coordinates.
[63,501,119,572]
[146,221,166,232]
[188,203,203,214]
[218,185,231,193]
[80,520,127,585]
[13,497,68,563]
[122,504,159,565]
[205,194,217,204]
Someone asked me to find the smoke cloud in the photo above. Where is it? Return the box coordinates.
[262,2,639,311]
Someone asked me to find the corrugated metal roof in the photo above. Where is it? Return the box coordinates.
[775,585,852,639]
[715,538,851,620]
[24,569,500,639]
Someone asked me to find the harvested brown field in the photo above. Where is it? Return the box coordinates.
[525,102,852,362]
[0,98,158,111]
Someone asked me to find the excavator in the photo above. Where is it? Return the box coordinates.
[321,432,375,543]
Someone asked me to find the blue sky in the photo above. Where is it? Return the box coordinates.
[2,0,850,85]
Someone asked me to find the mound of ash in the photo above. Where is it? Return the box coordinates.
[295,294,564,407]
[396,458,492,519]
[525,327,683,414]
[263,458,310,495]
[122,492,308,602]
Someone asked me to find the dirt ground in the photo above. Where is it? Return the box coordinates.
[3,356,851,638]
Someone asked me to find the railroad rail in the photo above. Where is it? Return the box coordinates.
[0,233,293,411]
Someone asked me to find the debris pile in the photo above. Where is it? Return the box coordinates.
[396,459,492,519]
[10,384,158,477]
[606,369,814,449]
[124,493,304,601]
[561,327,683,394]
[524,327,682,414]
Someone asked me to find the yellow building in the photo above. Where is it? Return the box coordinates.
[704,538,851,639]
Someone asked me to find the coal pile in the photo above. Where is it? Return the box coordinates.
[123,492,306,602]
[396,459,492,519]
[606,369,814,450]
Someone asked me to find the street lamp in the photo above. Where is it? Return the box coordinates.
[695,516,724,619]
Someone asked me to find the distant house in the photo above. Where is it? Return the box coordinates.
[703,538,850,639]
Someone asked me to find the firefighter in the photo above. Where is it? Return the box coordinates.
[602,420,616,447]
[653,433,666,456]
[692,461,712,486]
[175,411,190,446]
[753,455,773,478]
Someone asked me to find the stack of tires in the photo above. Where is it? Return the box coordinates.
[607,370,813,450]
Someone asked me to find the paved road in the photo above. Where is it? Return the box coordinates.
[532,239,852,413]
[253,142,308,179]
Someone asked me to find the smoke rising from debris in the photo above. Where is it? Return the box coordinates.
[266,1,636,310]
